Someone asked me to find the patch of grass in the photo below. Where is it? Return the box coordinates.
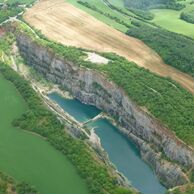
[149,1,194,38]
[151,8,194,38]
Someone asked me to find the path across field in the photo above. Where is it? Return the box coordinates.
[24,0,194,95]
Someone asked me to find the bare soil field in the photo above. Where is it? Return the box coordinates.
[24,0,194,95]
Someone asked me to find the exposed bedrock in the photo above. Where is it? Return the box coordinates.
[15,32,194,188]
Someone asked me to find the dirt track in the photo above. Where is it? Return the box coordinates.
[24,0,194,95]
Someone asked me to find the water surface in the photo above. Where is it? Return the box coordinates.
[90,119,167,194]
[49,92,167,194]
[48,92,101,122]
[0,74,89,194]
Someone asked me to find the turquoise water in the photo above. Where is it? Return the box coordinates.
[48,92,167,194]
[48,92,101,122]
[89,119,167,194]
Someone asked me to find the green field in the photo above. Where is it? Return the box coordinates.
[149,0,194,38]
[67,0,133,32]
[108,0,125,8]
[151,8,194,38]
[0,73,89,194]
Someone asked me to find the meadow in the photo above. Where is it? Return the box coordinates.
[151,8,194,39]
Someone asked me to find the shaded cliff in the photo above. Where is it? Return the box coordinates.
[8,22,194,189]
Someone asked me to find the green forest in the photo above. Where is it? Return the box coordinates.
[127,23,194,77]
[0,172,38,194]
[98,54,194,147]
[181,9,194,24]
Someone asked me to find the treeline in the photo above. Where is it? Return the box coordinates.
[0,172,38,194]
[181,9,194,24]
[127,23,194,77]
[124,0,185,10]
[127,8,154,20]
[0,63,135,194]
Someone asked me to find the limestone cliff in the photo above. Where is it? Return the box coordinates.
[14,30,194,189]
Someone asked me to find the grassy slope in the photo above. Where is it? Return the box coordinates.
[108,0,125,8]
[151,9,194,38]
[150,0,194,38]
[109,0,194,38]
[66,0,131,32]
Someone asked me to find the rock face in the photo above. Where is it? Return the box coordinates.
[15,32,194,188]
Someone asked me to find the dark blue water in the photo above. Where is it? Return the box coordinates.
[48,92,166,194]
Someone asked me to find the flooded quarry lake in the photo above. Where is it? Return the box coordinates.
[48,92,167,194]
